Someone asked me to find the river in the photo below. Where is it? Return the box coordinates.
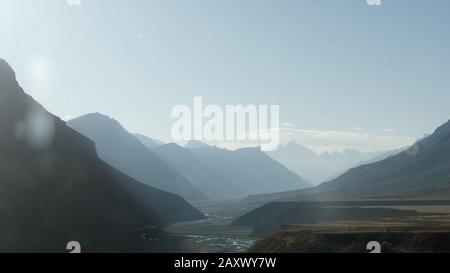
[163,199,262,253]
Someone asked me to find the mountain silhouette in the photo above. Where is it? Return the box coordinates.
[267,141,386,185]
[0,59,204,252]
[252,120,450,202]
[187,146,310,197]
[67,114,206,201]
[153,143,242,199]
[312,120,450,198]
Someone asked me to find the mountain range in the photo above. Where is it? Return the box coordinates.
[0,59,204,252]
[68,115,309,200]
[310,120,450,199]
[246,119,450,203]
[191,146,310,197]
[267,141,389,185]
[154,144,310,199]
[152,143,234,199]
[67,113,206,201]
[233,117,450,245]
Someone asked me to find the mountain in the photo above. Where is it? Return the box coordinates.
[0,59,204,252]
[254,120,450,202]
[184,140,211,149]
[152,144,236,199]
[68,114,307,200]
[187,146,310,197]
[267,141,386,185]
[356,148,405,166]
[134,133,164,148]
[324,148,405,181]
[67,114,206,201]
[153,144,309,198]
[310,120,450,199]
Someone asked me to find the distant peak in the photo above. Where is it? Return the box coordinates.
[85,112,111,119]
[68,112,125,130]
[73,112,116,123]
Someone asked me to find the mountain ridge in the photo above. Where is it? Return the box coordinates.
[67,113,206,201]
[153,143,310,199]
[249,119,450,203]
[0,59,204,252]
[267,141,388,185]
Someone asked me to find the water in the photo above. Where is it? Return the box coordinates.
[163,200,261,253]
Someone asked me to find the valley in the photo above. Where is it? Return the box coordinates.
[1,51,450,254]
[239,199,450,253]
[162,199,450,253]
[164,199,262,253]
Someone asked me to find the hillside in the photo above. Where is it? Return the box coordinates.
[0,59,204,252]
[68,114,206,201]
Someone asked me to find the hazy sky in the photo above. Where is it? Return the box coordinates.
[1,0,449,152]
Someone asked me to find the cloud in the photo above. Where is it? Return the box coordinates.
[352,126,364,131]
[200,127,415,154]
[281,122,296,128]
[278,128,416,153]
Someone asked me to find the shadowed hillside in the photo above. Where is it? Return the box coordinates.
[0,59,204,252]
[233,201,432,236]
[311,120,450,199]
[68,114,206,201]
[245,119,450,204]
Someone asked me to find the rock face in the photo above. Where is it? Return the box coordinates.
[0,59,204,252]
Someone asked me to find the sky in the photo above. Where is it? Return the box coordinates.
[1,0,449,153]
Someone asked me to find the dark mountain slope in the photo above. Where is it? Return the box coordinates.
[233,200,439,236]
[68,114,205,201]
[312,120,450,198]
[247,119,450,203]
[0,59,204,252]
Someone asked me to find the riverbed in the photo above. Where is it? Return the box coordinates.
[163,199,262,253]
